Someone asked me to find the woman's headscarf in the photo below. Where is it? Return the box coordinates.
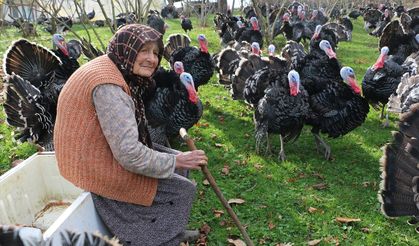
[107,24,164,148]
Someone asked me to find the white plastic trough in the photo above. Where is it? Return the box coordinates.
[0,152,111,243]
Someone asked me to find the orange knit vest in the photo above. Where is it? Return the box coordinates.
[54,55,158,206]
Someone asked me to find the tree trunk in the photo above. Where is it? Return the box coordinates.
[218,0,227,14]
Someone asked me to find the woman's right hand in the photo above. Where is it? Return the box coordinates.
[175,150,208,170]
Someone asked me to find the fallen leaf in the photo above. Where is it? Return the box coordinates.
[221,165,230,175]
[202,179,210,186]
[218,116,225,123]
[308,239,322,245]
[228,198,245,205]
[215,143,224,148]
[268,221,276,230]
[213,210,224,218]
[244,133,250,138]
[287,178,297,183]
[361,227,371,233]
[219,220,227,226]
[308,207,318,213]
[277,243,294,246]
[312,172,325,180]
[336,217,361,223]
[312,183,328,190]
[227,238,246,246]
[254,163,263,170]
[200,223,211,234]
[266,174,273,179]
[210,134,217,140]
[298,173,306,178]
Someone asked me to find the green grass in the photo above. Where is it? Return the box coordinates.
[1,16,417,245]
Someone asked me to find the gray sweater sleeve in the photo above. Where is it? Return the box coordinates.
[92,84,176,179]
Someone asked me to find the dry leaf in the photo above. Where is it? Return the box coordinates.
[228,198,245,205]
[211,134,217,140]
[308,239,322,245]
[221,165,230,175]
[200,223,211,234]
[335,217,361,223]
[266,174,273,179]
[312,183,328,190]
[308,207,318,213]
[268,221,276,230]
[213,210,224,218]
[227,238,246,246]
[254,163,263,170]
[244,133,250,138]
[215,143,224,148]
[202,179,210,186]
[219,220,227,226]
[312,172,325,180]
[218,116,225,123]
[361,227,371,233]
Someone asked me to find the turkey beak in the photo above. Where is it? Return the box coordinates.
[348,75,361,94]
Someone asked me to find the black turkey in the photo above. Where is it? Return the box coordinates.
[146,70,203,146]
[3,38,76,151]
[164,34,214,90]
[387,52,419,113]
[242,44,289,106]
[237,17,263,49]
[362,46,406,127]
[147,10,168,35]
[379,14,419,61]
[161,5,179,19]
[180,15,193,33]
[378,102,419,232]
[253,70,309,161]
[304,66,369,160]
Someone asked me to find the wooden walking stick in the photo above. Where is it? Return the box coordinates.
[179,128,254,246]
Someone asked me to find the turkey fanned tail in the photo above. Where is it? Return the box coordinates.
[3,73,54,149]
[3,39,61,88]
[163,34,191,61]
[379,103,419,218]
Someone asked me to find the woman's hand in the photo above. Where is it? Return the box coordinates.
[175,150,208,170]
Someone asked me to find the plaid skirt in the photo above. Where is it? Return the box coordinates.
[91,173,196,246]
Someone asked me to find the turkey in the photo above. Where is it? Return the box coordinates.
[379,14,419,61]
[215,41,255,86]
[161,5,179,19]
[303,66,369,160]
[147,10,168,35]
[363,8,382,32]
[242,44,289,106]
[232,42,271,100]
[387,73,419,114]
[146,69,203,146]
[280,40,307,70]
[236,17,263,49]
[253,70,309,161]
[180,15,193,33]
[378,102,419,231]
[309,25,339,53]
[362,46,407,127]
[369,8,392,37]
[164,34,214,90]
[0,225,122,245]
[51,34,81,78]
[86,9,95,20]
[2,38,76,151]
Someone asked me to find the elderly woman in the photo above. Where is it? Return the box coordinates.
[54,24,207,245]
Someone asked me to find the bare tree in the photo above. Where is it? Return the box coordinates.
[251,0,287,46]
[218,0,228,14]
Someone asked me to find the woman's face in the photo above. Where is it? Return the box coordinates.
[132,41,159,77]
